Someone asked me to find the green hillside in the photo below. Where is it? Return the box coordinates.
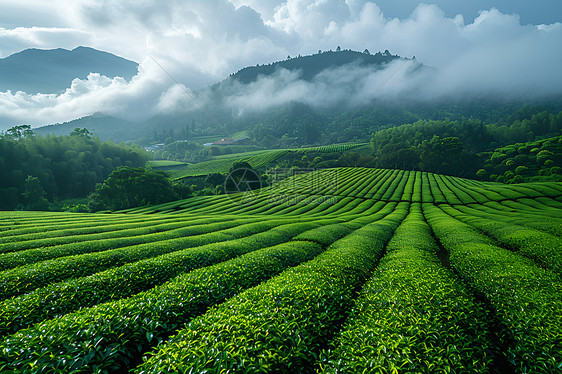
[162,142,365,179]
[0,168,561,373]
[481,134,562,183]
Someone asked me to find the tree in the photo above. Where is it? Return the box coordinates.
[336,46,341,52]
[515,166,528,175]
[476,169,487,181]
[419,136,464,174]
[173,179,194,200]
[375,143,420,170]
[70,128,92,138]
[22,175,49,211]
[536,150,553,164]
[6,125,33,139]
[88,167,177,211]
[205,173,225,187]
[363,49,370,55]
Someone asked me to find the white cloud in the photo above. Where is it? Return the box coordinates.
[220,58,423,116]
[0,1,561,130]
[0,27,92,56]
[0,59,170,126]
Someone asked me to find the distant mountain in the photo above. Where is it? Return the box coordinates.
[0,46,138,94]
[37,48,555,148]
[34,113,143,142]
[32,49,430,143]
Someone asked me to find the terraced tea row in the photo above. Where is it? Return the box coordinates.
[124,168,562,216]
[0,167,560,373]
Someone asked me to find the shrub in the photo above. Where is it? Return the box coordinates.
[515,165,528,175]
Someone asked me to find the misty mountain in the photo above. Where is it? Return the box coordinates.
[33,48,562,147]
[37,49,417,141]
[0,46,138,94]
[228,49,403,84]
[35,113,140,143]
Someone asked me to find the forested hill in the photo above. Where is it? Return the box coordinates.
[229,49,407,84]
[35,113,137,143]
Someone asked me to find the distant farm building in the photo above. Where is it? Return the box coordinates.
[144,143,165,152]
[212,138,236,145]
[209,137,253,146]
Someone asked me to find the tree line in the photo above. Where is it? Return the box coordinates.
[368,110,562,179]
[0,126,147,210]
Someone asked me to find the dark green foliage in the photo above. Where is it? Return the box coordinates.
[21,176,50,211]
[224,161,261,193]
[483,134,562,183]
[375,142,421,170]
[88,167,177,211]
[0,130,147,210]
[69,128,92,138]
[4,125,34,139]
[419,136,472,175]
[204,172,225,187]
[369,112,562,179]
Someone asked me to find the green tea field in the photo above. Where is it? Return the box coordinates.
[163,142,365,179]
[0,167,561,373]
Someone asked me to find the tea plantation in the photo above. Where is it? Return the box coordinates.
[0,167,561,373]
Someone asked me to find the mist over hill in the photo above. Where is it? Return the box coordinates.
[34,113,137,143]
[30,48,423,141]
[229,49,405,84]
[28,47,562,147]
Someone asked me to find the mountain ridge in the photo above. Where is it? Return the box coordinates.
[227,49,407,84]
[0,46,139,94]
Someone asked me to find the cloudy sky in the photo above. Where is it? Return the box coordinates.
[1,0,561,129]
